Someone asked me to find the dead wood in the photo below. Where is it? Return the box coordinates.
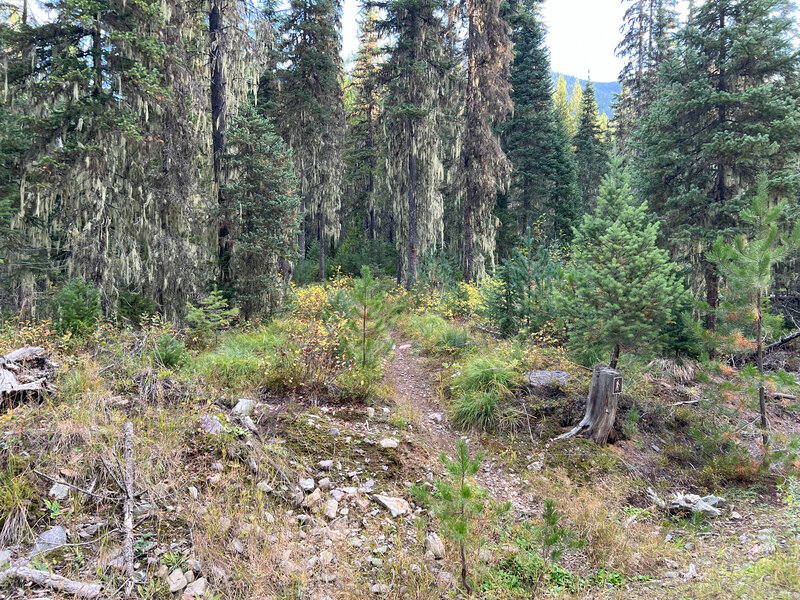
[552,365,621,445]
[0,565,102,598]
[122,421,135,595]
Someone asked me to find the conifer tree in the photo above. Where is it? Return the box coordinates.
[553,74,573,136]
[502,0,579,241]
[636,0,800,332]
[222,102,300,317]
[567,80,583,137]
[573,80,609,209]
[567,159,684,368]
[462,0,513,280]
[276,0,345,280]
[710,177,800,446]
[375,0,451,288]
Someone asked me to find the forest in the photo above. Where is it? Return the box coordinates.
[1,0,800,598]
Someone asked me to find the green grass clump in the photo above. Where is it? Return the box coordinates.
[449,352,523,430]
[188,327,281,390]
[434,325,471,354]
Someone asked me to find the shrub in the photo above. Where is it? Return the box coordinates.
[153,334,185,368]
[52,278,102,336]
[117,289,157,325]
[449,353,523,430]
[185,289,238,344]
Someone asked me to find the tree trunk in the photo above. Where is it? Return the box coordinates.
[553,365,621,445]
[318,207,325,281]
[210,0,231,284]
[609,343,620,369]
[756,290,768,447]
[298,198,306,261]
[406,134,418,290]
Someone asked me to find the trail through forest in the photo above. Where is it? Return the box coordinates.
[386,334,539,518]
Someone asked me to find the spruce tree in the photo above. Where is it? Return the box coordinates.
[553,74,573,136]
[502,0,579,242]
[636,0,800,332]
[710,177,800,446]
[276,0,345,280]
[573,80,609,210]
[222,102,300,317]
[375,0,451,288]
[567,159,684,368]
[567,80,583,137]
[462,0,513,281]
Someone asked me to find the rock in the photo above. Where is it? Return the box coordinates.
[167,568,188,592]
[30,526,67,556]
[197,414,223,436]
[526,460,543,471]
[185,570,195,584]
[331,489,345,502]
[366,407,375,418]
[297,514,311,526]
[437,571,455,587]
[428,412,443,423]
[157,564,169,579]
[424,532,445,559]
[664,571,679,579]
[303,488,323,508]
[48,480,70,500]
[373,494,410,517]
[380,438,399,449]
[318,460,334,470]
[183,577,207,598]
[319,550,334,566]
[0,549,11,567]
[300,478,315,492]
[371,583,389,594]
[525,370,570,387]
[329,428,340,436]
[369,557,383,567]
[264,512,275,525]
[231,398,254,416]
[256,480,273,493]
[323,498,339,520]
[319,477,331,490]
[188,486,198,500]
[319,572,337,583]
[231,538,244,554]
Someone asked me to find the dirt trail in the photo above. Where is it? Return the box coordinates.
[386,335,539,517]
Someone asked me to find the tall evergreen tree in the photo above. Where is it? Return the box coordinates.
[501,0,579,242]
[615,0,677,148]
[567,159,684,368]
[462,0,513,280]
[573,80,609,209]
[567,80,583,136]
[344,9,385,240]
[553,74,572,135]
[375,0,451,288]
[636,0,800,332]
[276,0,345,280]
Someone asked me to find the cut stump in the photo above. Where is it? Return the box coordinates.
[553,365,621,445]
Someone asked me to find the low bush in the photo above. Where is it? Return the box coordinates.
[153,333,186,368]
[52,278,102,336]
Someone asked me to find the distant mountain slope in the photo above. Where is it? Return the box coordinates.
[551,72,621,117]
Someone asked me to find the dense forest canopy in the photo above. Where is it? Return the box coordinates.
[1,0,799,334]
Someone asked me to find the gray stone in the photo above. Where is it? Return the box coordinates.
[380,438,399,449]
[185,569,195,584]
[371,583,389,594]
[184,577,207,597]
[30,526,67,556]
[318,477,331,490]
[264,512,275,525]
[256,480,273,493]
[167,568,188,592]
[428,413,443,423]
[48,480,70,500]
[0,549,11,567]
[303,488,323,508]
[424,532,445,559]
[373,494,410,517]
[157,564,169,579]
[300,478,315,492]
[197,414,223,436]
[231,538,244,554]
[525,370,570,387]
[318,460,334,470]
[231,398,254,416]
[323,499,338,520]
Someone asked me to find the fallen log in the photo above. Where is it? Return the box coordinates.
[0,565,102,598]
[0,347,57,401]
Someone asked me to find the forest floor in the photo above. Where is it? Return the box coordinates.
[0,295,799,599]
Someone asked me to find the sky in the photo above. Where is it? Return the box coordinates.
[342,0,691,82]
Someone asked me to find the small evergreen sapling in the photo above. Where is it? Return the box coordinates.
[566,158,685,367]
[348,266,389,369]
[710,177,800,447]
[534,499,569,597]
[434,440,485,594]
[185,289,238,344]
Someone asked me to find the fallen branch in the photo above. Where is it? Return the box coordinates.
[672,399,702,407]
[764,329,800,353]
[0,565,102,598]
[122,421,135,596]
[32,470,115,501]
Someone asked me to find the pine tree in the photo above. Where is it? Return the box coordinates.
[567,80,583,136]
[567,159,684,368]
[553,74,573,136]
[276,0,345,281]
[462,0,513,280]
[502,0,579,242]
[375,0,451,288]
[573,80,609,210]
[636,0,800,332]
[222,102,300,317]
[710,177,800,446]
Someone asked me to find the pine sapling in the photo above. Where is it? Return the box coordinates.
[434,440,485,594]
[533,498,568,597]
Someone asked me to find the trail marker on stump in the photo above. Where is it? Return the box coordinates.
[552,365,622,445]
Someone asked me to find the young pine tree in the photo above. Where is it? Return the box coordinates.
[434,440,485,594]
[567,159,684,368]
[348,266,389,369]
[710,177,800,447]
[573,80,609,210]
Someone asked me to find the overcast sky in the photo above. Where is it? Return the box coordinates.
[343,0,691,82]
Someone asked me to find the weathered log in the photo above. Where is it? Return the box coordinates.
[552,365,621,445]
[0,565,102,598]
[122,421,136,595]
[3,346,46,363]
[1,347,55,401]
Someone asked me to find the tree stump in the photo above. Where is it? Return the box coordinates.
[553,365,621,445]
